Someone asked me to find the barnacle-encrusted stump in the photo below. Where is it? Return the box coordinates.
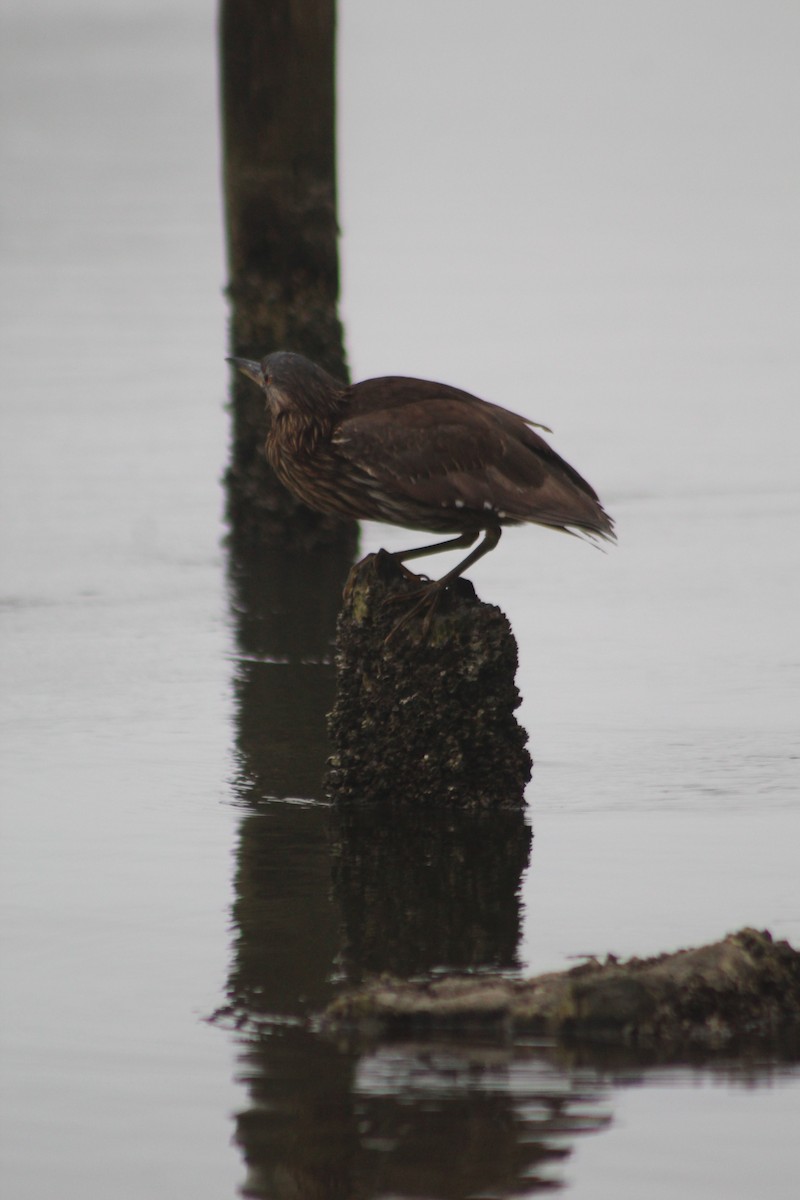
[325,551,532,810]
[322,928,800,1051]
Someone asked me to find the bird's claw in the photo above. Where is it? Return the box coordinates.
[383,582,445,644]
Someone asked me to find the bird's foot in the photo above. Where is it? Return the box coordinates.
[343,551,429,603]
[382,580,445,643]
[382,550,430,585]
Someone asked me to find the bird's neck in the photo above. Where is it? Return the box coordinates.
[266,405,338,460]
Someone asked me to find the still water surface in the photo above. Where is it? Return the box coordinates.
[2,1,799,1197]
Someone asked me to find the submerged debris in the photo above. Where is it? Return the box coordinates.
[322,929,800,1050]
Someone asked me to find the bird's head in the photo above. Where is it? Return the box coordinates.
[227,350,345,420]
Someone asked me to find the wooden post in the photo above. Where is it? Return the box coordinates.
[327,552,533,810]
[220,0,357,549]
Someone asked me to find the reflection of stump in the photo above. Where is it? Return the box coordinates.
[326,551,532,811]
[331,804,532,980]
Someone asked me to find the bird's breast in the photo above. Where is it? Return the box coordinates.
[264,419,488,533]
[265,422,369,520]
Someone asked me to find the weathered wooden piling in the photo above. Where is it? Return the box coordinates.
[220,0,356,551]
[325,551,533,980]
[325,551,532,810]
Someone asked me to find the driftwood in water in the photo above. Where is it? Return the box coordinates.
[325,551,532,811]
[323,928,800,1049]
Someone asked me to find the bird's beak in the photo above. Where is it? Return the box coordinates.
[227,356,265,387]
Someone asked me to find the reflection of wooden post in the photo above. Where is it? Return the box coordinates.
[220,0,356,548]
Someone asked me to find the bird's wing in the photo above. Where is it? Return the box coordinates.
[346,376,597,490]
[347,375,550,430]
[335,399,533,511]
[334,398,614,538]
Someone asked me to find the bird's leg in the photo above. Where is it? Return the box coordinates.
[385,525,502,641]
[379,530,479,600]
[379,530,480,584]
[430,524,502,589]
[392,530,480,566]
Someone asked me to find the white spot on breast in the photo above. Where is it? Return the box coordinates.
[454,499,464,509]
[483,500,493,511]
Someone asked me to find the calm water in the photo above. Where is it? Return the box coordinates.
[2,2,799,1197]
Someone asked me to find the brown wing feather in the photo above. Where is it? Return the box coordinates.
[335,394,614,539]
[348,376,603,502]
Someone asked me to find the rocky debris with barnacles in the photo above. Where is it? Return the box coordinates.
[325,550,532,811]
[322,928,800,1050]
